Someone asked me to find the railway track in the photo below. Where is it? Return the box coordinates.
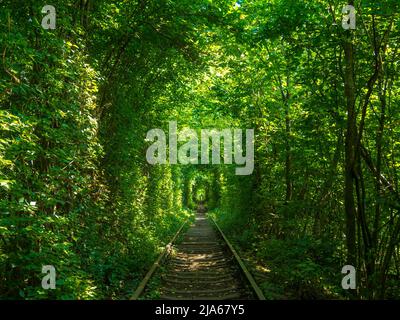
[131,205,265,300]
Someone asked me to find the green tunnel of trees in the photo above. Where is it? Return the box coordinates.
[1,0,400,300]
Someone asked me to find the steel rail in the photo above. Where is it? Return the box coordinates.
[210,216,266,300]
[130,218,189,300]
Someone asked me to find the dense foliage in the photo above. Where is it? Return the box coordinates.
[1,0,399,299]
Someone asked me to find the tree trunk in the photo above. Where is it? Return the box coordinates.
[343,20,357,267]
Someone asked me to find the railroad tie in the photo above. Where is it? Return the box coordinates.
[159,210,254,300]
